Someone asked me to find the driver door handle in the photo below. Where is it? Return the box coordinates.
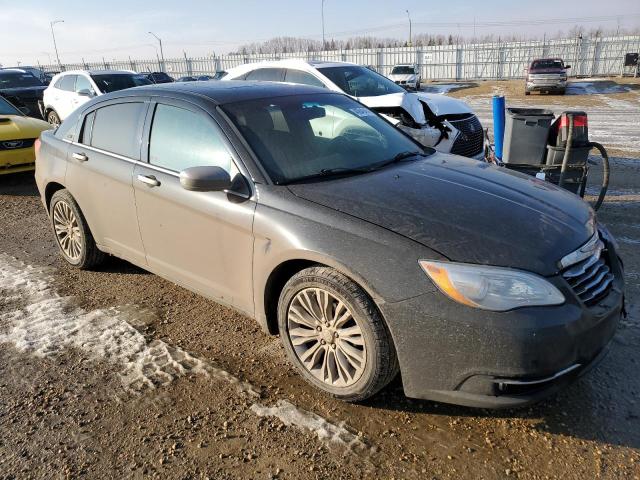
[72,152,88,162]
[137,174,161,187]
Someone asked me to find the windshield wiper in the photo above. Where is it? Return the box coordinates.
[368,150,428,171]
[280,166,373,185]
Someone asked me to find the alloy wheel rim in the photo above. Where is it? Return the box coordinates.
[287,288,366,387]
[52,201,82,261]
[48,113,59,127]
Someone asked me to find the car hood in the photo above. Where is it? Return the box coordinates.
[414,92,473,116]
[358,92,427,124]
[0,114,51,139]
[287,153,594,276]
[389,74,417,81]
[0,86,47,99]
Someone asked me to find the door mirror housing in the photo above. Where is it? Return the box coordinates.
[564,65,571,69]
[77,89,95,97]
[179,166,231,192]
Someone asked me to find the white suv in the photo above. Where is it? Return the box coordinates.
[388,64,421,90]
[223,60,483,159]
[42,70,151,126]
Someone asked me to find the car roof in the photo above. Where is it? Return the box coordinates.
[58,69,138,75]
[103,80,333,105]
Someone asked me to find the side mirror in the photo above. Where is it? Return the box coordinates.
[77,89,95,97]
[565,65,571,69]
[179,166,231,192]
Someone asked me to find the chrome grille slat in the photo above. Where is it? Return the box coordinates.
[562,254,600,278]
[573,268,609,296]
[580,274,614,303]
[561,232,614,307]
[568,259,606,289]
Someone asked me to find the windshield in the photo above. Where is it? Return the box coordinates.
[317,65,405,97]
[223,93,428,184]
[391,66,415,75]
[0,72,44,89]
[90,74,152,93]
[0,96,23,116]
[531,59,564,69]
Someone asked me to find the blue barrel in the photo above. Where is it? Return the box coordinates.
[492,95,506,160]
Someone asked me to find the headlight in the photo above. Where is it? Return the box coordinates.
[419,260,565,311]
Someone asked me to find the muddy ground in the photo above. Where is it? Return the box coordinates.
[1,80,640,479]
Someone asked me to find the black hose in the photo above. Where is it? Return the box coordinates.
[589,141,610,211]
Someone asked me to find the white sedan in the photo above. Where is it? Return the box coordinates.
[388,64,421,90]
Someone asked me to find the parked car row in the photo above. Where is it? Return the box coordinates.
[33,80,623,408]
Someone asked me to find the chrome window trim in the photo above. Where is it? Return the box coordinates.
[67,140,179,177]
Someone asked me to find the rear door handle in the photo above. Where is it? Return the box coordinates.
[137,174,161,187]
[72,152,88,162]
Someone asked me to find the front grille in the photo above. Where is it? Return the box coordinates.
[561,237,614,307]
[449,115,484,157]
[0,138,36,151]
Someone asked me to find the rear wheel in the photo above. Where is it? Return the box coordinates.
[50,189,105,269]
[278,266,398,401]
[525,90,531,96]
[47,110,61,127]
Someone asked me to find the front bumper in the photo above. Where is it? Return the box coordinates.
[526,80,567,91]
[380,246,624,409]
[0,149,36,175]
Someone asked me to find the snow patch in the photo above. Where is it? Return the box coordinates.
[0,254,258,396]
[251,400,367,451]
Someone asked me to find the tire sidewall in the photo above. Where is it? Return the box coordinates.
[277,271,382,399]
[49,191,89,267]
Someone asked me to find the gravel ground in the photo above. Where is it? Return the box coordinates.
[1,83,640,479]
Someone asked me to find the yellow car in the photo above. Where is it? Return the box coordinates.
[1,96,52,174]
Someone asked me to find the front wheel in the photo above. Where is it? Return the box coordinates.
[50,189,105,269]
[278,266,399,401]
[47,110,61,127]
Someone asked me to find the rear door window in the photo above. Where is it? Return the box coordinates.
[90,102,146,159]
[284,69,325,88]
[245,68,285,82]
[148,103,233,173]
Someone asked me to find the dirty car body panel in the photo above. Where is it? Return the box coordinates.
[35,81,624,408]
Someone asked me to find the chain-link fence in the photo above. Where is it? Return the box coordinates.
[36,34,640,81]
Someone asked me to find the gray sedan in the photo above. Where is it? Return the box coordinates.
[35,81,623,408]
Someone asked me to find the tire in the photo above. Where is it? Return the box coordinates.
[525,90,531,96]
[277,266,399,401]
[49,189,105,270]
[559,88,566,95]
[415,81,421,91]
[47,110,61,127]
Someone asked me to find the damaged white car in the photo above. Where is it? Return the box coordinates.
[223,60,484,159]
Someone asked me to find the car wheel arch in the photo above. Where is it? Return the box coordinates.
[261,256,386,336]
[45,181,66,211]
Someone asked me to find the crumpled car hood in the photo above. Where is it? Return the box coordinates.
[358,92,426,124]
[288,153,594,276]
[414,92,473,116]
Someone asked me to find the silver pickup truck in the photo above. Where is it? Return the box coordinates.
[525,58,571,95]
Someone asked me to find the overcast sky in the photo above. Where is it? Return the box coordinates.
[2,0,640,66]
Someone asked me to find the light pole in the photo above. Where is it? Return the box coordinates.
[148,32,165,71]
[321,0,326,50]
[50,20,64,68]
[406,10,412,47]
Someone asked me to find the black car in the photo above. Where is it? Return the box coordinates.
[35,81,623,408]
[0,70,47,119]
[144,72,175,84]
